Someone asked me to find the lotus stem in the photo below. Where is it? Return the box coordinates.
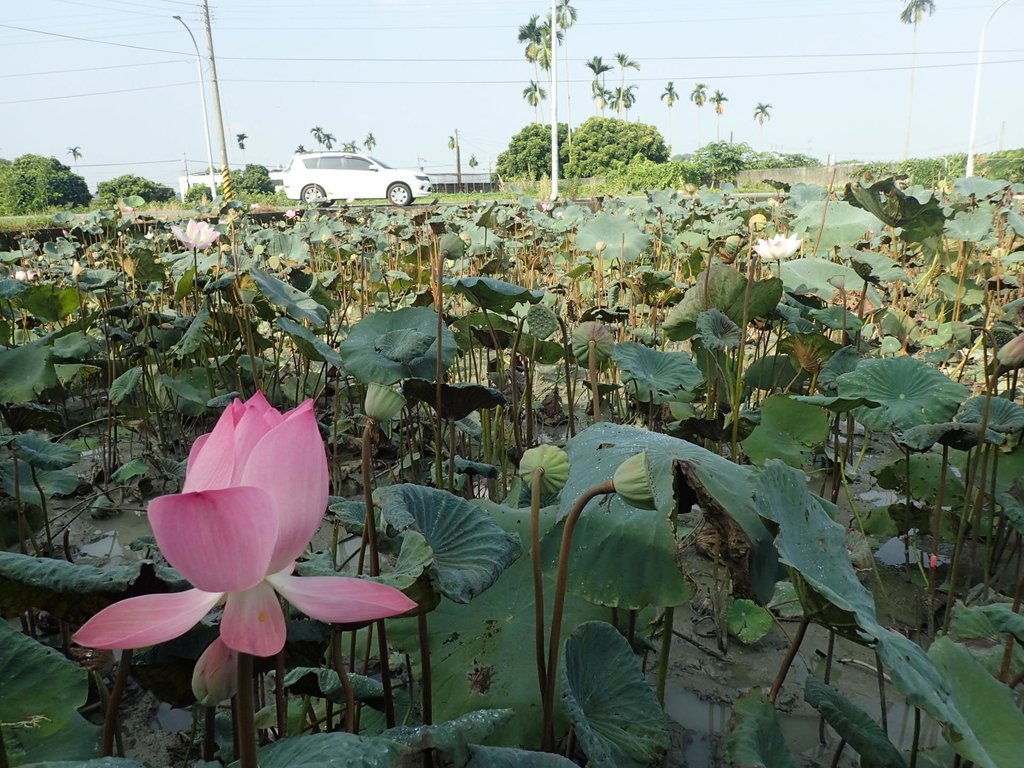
[556,315,576,438]
[530,468,548,717]
[588,339,601,423]
[875,651,888,737]
[543,480,615,750]
[819,630,836,743]
[928,445,950,637]
[509,318,525,456]
[331,628,356,733]
[418,612,433,724]
[100,648,132,756]
[767,617,809,703]
[275,648,287,737]
[235,653,258,768]
[202,707,216,760]
[360,418,381,576]
[730,252,758,461]
[655,607,674,705]
[909,706,921,768]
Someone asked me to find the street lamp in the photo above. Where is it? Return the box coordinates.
[173,15,218,197]
[965,0,1012,177]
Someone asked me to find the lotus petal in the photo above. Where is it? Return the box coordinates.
[149,487,278,592]
[73,589,221,650]
[268,573,417,624]
[182,401,241,493]
[221,580,287,656]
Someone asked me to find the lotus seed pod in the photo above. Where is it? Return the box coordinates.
[571,321,614,364]
[518,444,570,496]
[724,235,742,255]
[364,382,407,421]
[997,332,1024,372]
[612,452,657,510]
[748,213,767,231]
[594,241,607,254]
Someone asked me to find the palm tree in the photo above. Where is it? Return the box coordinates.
[517,15,543,85]
[536,17,562,76]
[235,133,248,151]
[614,52,640,117]
[310,126,325,148]
[523,80,547,122]
[322,132,336,150]
[662,82,679,145]
[753,102,772,147]
[67,146,82,167]
[900,0,936,159]
[364,132,376,153]
[468,154,479,169]
[690,83,708,145]
[341,140,358,152]
[295,144,309,154]
[710,90,728,140]
[611,85,638,119]
[585,56,613,116]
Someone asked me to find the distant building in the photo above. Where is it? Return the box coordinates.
[426,172,496,194]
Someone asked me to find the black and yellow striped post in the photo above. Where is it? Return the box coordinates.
[220,167,235,202]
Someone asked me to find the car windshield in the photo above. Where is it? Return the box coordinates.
[368,157,392,169]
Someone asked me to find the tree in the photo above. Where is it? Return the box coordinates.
[364,132,376,152]
[555,1,578,135]
[690,83,708,145]
[611,85,638,119]
[341,140,358,152]
[96,174,176,205]
[614,52,640,117]
[710,90,728,139]
[183,163,276,206]
[67,146,82,166]
[900,0,936,159]
[322,133,336,150]
[0,154,91,215]
[310,126,325,148]
[753,102,772,147]
[563,117,668,178]
[586,56,613,116]
[691,141,750,187]
[517,14,543,85]
[295,145,309,154]
[662,82,679,146]
[468,154,479,169]
[495,122,569,180]
[523,80,547,122]
[236,133,248,150]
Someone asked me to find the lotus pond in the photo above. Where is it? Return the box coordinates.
[2,177,1024,768]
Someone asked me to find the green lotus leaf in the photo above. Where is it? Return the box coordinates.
[466,746,577,767]
[0,552,187,624]
[956,396,1024,434]
[388,501,608,749]
[108,366,143,405]
[255,731,410,767]
[0,339,58,404]
[817,345,862,394]
[563,423,777,603]
[339,307,456,384]
[897,422,1003,453]
[445,276,543,313]
[726,689,796,768]
[790,394,880,413]
[743,354,801,393]
[776,257,866,301]
[612,342,703,404]
[695,308,741,349]
[947,602,1024,677]
[953,176,1007,200]
[20,761,144,767]
[0,278,28,300]
[378,484,522,603]
[664,266,781,340]
[945,209,994,243]
[844,178,945,244]
[282,666,383,704]
[873,453,965,510]
[574,212,651,262]
[0,621,99,763]
[789,199,883,251]
[15,284,80,323]
[804,678,906,768]
[742,395,830,467]
[9,431,78,470]
[846,247,910,283]
[249,267,328,328]
[780,332,841,374]
[276,317,345,369]
[402,379,506,421]
[382,709,514,765]
[727,598,774,644]
[836,356,968,431]
[560,622,668,768]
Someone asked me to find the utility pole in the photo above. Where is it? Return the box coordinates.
[173,14,217,198]
[966,0,1011,177]
[549,0,559,200]
[454,129,462,192]
[201,0,233,200]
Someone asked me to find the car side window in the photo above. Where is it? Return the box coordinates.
[302,158,319,169]
[343,157,373,171]
[318,156,344,170]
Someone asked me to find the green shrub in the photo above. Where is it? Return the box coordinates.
[495,123,569,181]
[0,154,91,215]
[182,164,284,206]
[978,149,1024,183]
[563,117,668,179]
[96,174,176,206]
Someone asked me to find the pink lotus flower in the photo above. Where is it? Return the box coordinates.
[192,637,238,705]
[171,219,221,250]
[284,209,298,221]
[14,269,39,281]
[73,392,416,657]
[753,234,802,261]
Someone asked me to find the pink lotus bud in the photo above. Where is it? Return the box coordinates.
[192,638,238,706]
[997,332,1024,371]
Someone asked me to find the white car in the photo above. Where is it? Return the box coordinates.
[271,152,431,206]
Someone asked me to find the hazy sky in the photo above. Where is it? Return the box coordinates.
[2,0,1022,193]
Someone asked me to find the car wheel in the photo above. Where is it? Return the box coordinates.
[301,184,327,203]
[387,183,413,206]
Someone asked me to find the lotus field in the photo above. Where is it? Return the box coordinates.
[2,176,1024,767]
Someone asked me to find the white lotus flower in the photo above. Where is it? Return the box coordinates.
[753,234,802,261]
[170,219,220,250]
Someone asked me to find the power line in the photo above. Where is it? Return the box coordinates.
[0,22,189,55]
[0,81,191,105]
[0,59,184,79]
